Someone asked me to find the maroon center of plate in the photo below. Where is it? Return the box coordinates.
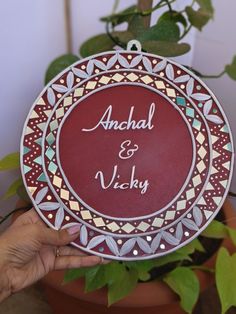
[59,85,193,219]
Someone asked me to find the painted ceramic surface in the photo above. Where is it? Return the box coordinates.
[21,44,234,260]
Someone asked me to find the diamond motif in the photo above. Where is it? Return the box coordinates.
[192,119,201,130]
[63,96,73,106]
[186,188,195,200]
[70,201,80,211]
[196,160,206,173]
[50,120,58,132]
[198,146,207,159]
[107,222,120,232]
[176,97,186,106]
[196,132,205,144]
[186,107,195,118]
[126,73,139,82]
[53,175,62,187]
[137,222,149,231]
[176,200,186,210]
[112,73,123,82]
[166,88,176,97]
[46,133,55,145]
[81,210,92,220]
[152,217,164,227]
[141,75,153,84]
[99,76,111,84]
[94,217,105,227]
[155,81,166,89]
[60,189,69,200]
[122,223,135,233]
[45,147,55,160]
[48,161,57,174]
[165,211,176,220]
[86,81,97,89]
[56,107,64,119]
[192,174,202,187]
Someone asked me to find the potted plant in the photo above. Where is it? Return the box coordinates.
[1,1,236,313]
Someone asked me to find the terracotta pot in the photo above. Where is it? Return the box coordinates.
[13,199,236,314]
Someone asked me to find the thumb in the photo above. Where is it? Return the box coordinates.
[37,224,81,246]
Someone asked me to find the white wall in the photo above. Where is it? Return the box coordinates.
[0,0,235,225]
[0,0,67,221]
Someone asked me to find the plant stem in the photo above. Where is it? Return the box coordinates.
[0,205,32,225]
[179,25,192,40]
[112,0,120,14]
[101,0,176,22]
[164,0,173,14]
[137,0,153,28]
[105,22,126,49]
[64,0,72,54]
[229,191,236,198]
[190,265,215,273]
[141,0,176,16]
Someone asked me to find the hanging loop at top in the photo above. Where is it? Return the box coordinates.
[126,40,142,52]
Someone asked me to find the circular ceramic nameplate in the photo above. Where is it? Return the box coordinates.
[21,42,234,260]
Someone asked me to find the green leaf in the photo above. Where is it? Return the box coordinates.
[201,219,236,246]
[85,265,107,292]
[197,0,214,15]
[178,238,205,255]
[227,228,236,246]
[186,0,214,31]
[105,262,127,285]
[154,251,191,269]
[112,31,134,44]
[138,19,180,43]
[3,177,23,199]
[124,259,156,281]
[158,10,188,28]
[201,220,228,239]
[124,259,156,273]
[45,54,79,85]
[128,14,145,37]
[216,248,236,313]
[142,41,190,57]
[100,5,137,25]
[191,238,205,253]
[225,56,236,80]
[108,267,138,306]
[164,267,200,314]
[80,34,115,58]
[0,152,20,171]
[63,267,90,284]
[185,6,212,31]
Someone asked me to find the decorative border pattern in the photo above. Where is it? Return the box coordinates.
[21,49,234,260]
[43,76,210,235]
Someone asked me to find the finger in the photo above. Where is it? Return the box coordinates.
[57,246,87,257]
[13,208,44,226]
[57,246,111,265]
[38,224,81,246]
[54,255,102,270]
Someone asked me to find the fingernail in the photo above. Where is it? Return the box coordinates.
[67,225,81,235]
[101,257,111,265]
